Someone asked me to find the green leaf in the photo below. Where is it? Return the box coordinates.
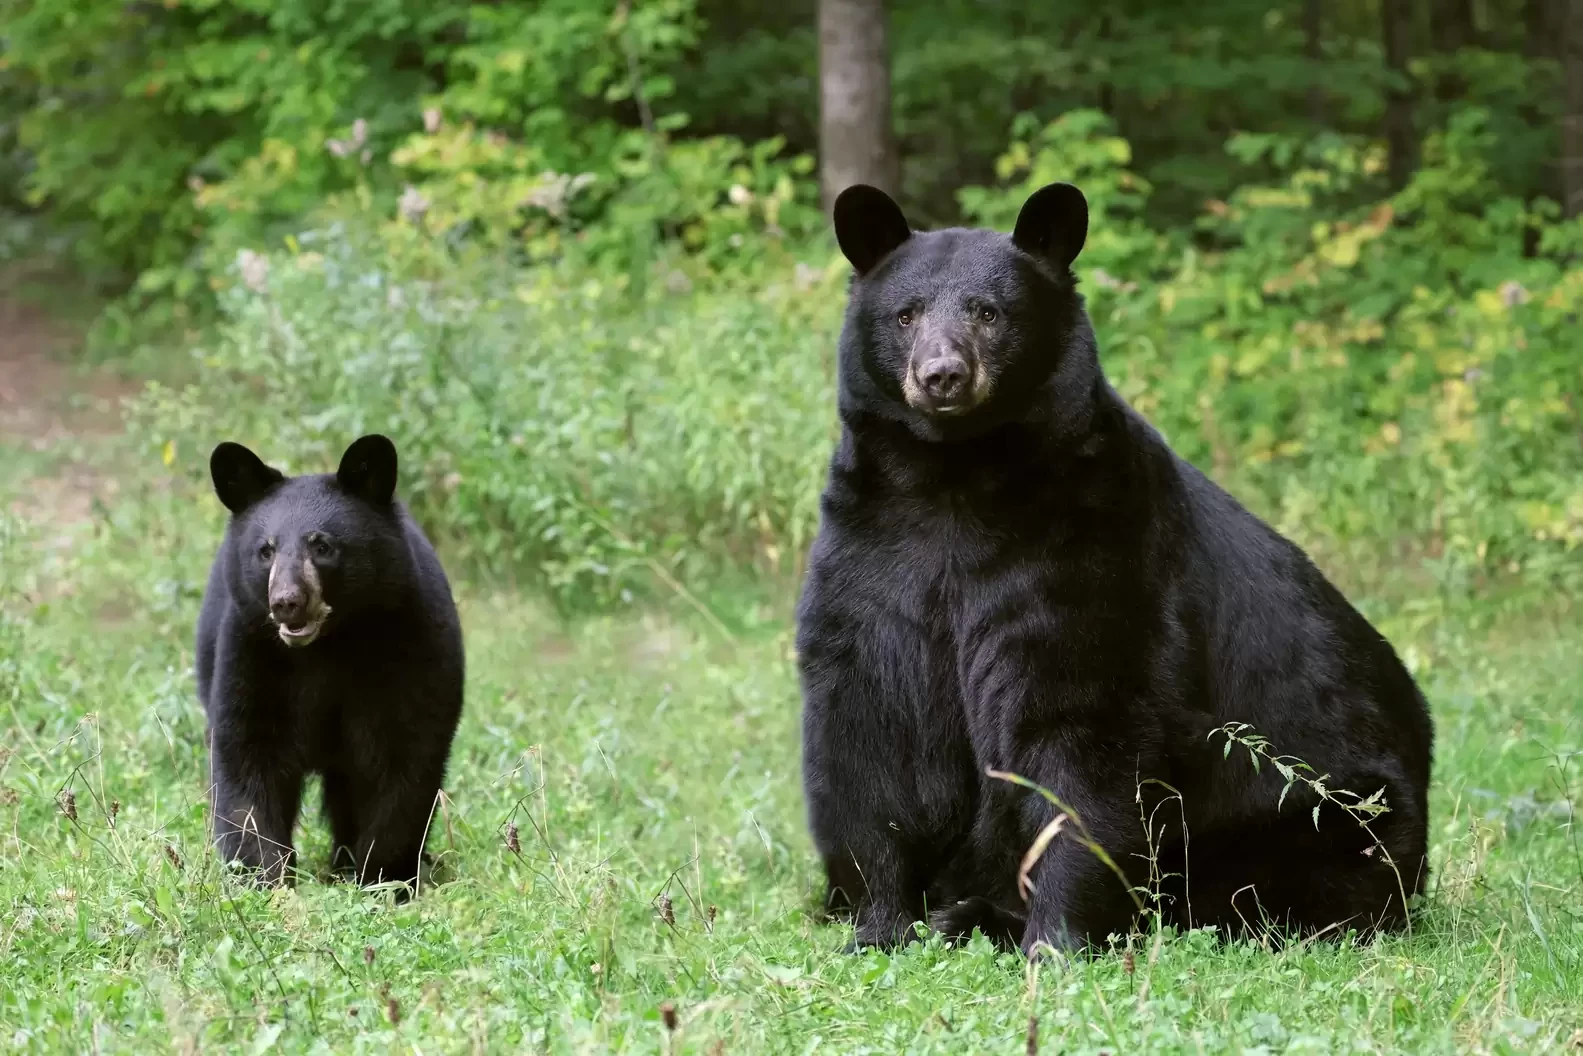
[860,953,891,985]
[154,883,176,921]
[761,964,803,985]
[250,1024,283,1055]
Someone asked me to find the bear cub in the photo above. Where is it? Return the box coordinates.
[797,183,1433,955]
[196,434,464,891]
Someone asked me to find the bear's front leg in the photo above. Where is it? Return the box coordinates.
[805,710,921,948]
[1017,815,1143,955]
[800,615,973,951]
[209,731,303,885]
[806,786,924,949]
[812,812,921,951]
[203,634,304,885]
[999,737,1152,957]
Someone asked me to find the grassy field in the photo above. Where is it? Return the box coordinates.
[2,351,1582,1054]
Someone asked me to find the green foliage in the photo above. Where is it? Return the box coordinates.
[685,0,1562,225]
[4,0,1570,305]
[384,122,820,279]
[120,110,1582,613]
[128,226,841,608]
[957,109,1164,280]
[2,0,787,292]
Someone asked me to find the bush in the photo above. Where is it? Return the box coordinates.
[130,225,842,608]
[127,111,1583,612]
[3,0,807,294]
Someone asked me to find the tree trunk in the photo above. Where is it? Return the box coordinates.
[1564,0,1583,216]
[1430,0,1477,100]
[1526,0,1557,61]
[1305,0,1326,123]
[1523,0,1560,251]
[818,0,899,212]
[1381,0,1418,190]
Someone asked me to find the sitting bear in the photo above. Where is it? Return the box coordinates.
[196,434,464,891]
[796,183,1433,955]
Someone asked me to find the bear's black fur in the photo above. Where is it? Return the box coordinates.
[196,434,464,891]
[796,183,1433,956]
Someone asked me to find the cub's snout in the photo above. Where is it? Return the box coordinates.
[266,546,332,647]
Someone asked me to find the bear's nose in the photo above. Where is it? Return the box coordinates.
[918,356,969,401]
[270,590,307,630]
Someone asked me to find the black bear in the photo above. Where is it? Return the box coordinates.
[796,183,1433,956]
[196,434,464,892]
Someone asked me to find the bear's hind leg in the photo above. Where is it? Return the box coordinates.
[1162,821,1423,944]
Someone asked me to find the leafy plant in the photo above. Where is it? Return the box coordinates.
[126,221,841,609]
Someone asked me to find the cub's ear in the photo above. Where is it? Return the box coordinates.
[833,184,911,276]
[1011,182,1088,272]
[210,442,284,514]
[336,434,398,505]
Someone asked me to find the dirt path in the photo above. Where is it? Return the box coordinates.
[0,284,134,531]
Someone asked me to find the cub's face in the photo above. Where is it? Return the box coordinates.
[832,183,1089,435]
[209,435,401,648]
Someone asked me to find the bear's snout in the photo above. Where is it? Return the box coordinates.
[270,587,307,630]
[917,355,969,401]
[266,551,332,647]
[905,345,983,414]
[901,311,991,416]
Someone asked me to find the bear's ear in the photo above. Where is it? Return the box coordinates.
[833,184,912,276]
[210,442,284,514]
[336,434,398,505]
[1012,182,1088,272]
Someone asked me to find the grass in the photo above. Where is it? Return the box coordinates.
[3,389,1583,1054]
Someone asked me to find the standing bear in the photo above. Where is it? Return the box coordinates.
[196,434,464,891]
[797,183,1433,955]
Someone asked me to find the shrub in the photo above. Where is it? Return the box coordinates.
[128,112,1583,613]
[2,0,792,294]
[129,226,842,608]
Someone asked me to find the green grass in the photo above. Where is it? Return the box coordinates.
[3,426,1583,1055]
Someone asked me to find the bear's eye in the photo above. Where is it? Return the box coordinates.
[310,537,334,559]
[257,542,275,563]
[896,309,914,327]
[977,306,998,323]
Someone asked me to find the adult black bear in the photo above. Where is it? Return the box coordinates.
[196,434,464,892]
[796,183,1433,956]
